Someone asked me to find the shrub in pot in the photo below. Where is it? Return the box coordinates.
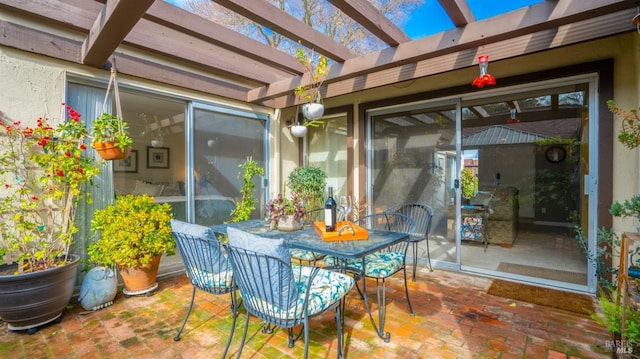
[91,113,133,160]
[0,103,102,332]
[287,165,327,212]
[267,192,306,231]
[88,194,175,296]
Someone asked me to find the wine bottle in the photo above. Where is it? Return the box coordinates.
[325,186,337,232]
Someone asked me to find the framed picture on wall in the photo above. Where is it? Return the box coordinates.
[147,147,170,169]
[114,150,138,173]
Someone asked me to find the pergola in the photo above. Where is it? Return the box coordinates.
[0,0,636,109]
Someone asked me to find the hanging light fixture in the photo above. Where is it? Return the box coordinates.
[471,55,496,88]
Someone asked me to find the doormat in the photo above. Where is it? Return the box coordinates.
[497,262,587,285]
[487,279,595,316]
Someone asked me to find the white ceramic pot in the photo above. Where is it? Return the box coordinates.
[302,103,324,120]
[290,125,308,138]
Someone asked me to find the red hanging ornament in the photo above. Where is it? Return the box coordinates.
[471,55,496,88]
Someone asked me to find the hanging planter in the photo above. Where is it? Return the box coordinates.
[302,102,325,120]
[290,124,308,138]
[91,67,133,160]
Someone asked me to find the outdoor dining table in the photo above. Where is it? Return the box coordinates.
[210,219,410,342]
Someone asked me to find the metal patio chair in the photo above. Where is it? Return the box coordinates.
[170,220,237,358]
[385,203,435,279]
[225,226,354,359]
[323,212,416,341]
[289,207,325,265]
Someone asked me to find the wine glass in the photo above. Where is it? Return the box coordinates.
[339,195,352,222]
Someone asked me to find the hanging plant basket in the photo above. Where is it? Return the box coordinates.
[302,102,324,120]
[291,124,308,138]
[94,141,131,160]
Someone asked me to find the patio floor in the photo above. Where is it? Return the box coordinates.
[0,268,613,358]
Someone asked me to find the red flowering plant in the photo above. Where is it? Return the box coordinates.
[0,103,102,273]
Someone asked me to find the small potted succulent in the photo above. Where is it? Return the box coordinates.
[267,192,306,231]
[91,112,133,160]
[88,194,175,296]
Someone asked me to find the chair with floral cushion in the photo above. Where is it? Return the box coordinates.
[385,203,434,279]
[225,227,354,359]
[170,220,237,358]
[323,212,416,341]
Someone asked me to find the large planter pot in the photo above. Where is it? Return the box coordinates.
[302,103,324,120]
[0,255,80,333]
[79,266,118,311]
[94,141,131,160]
[118,254,161,297]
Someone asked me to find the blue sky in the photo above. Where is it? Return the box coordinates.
[165,0,541,40]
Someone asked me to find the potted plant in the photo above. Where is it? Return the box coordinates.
[0,103,102,332]
[88,194,175,296]
[266,192,306,231]
[138,112,169,148]
[287,165,327,211]
[294,48,329,121]
[91,112,133,160]
[229,157,265,223]
[607,100,640,149]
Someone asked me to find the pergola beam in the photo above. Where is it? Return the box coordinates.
[328,0,411,46]
[81,0,155,67]
[214,0,356,62]
[437,0,475,27]
[249,0,636,103]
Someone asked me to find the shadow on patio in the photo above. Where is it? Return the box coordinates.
[0,268,612,358]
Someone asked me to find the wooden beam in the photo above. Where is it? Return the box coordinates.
[437,0,475,27]
[214,0,356,62]
[146,1,305,75]
[0,19,81,62]
[328,0,410,46]
[81,0,155,67]
[249,0,637,103]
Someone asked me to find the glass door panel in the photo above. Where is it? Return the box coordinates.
[307,114,348,199]
[369,104,458,266]
[192,106,267,226]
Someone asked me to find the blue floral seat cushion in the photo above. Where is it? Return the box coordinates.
[190,268,233,289]
[243,265,354,319]
[289,248,325,262]
[324,251,405,278]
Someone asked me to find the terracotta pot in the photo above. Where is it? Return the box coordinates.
[0,255,80,333]
[118,255,161,296]
[94,142,131,160]
[302,103,324,120]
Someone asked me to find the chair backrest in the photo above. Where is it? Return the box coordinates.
[170,219,233,294]
[225,227,299,318]
[386,203,433,241]
[354,212,416,253]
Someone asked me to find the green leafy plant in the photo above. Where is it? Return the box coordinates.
[88,194,175,269]
[91,113,133,152]
[460,168,478,200]
[0,104,102,273]
[294,48,329,104]
[229,157,265,223]
[607,100,640,149]
[593,290,640,346]
[287,165,327,211]
[610,194,640,222]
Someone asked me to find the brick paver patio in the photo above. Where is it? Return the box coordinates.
[0,268,613,358]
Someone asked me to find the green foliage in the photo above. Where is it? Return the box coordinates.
[229,157,265,223]
[91,113,133,152]
[610,195,640,222]
[294,48,329,103]
[607,100,640,149]
[287,166,327,211]
[88,194,174,268]
[460,168,478,200]
[0,104,102,272]
[574,226,619,291]
[266,192,306,229]
[593,291,640,345]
